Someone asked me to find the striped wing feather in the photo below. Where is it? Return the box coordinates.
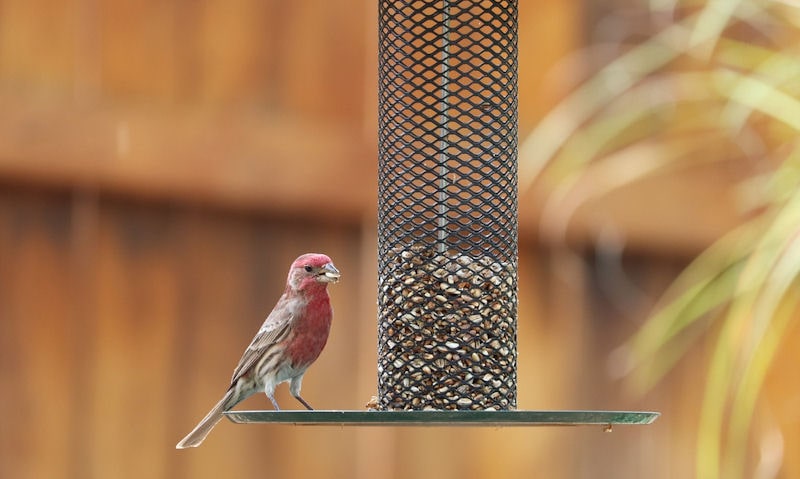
[229,295,295,385]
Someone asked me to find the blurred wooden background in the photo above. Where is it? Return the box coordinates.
[0,1,796,478]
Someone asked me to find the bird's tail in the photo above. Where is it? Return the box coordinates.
[176,389,236,449]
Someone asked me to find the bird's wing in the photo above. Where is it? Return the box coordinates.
[229,295,295,385]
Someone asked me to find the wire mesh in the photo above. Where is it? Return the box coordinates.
[377,0,518,410]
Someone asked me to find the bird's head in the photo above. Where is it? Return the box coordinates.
[288,253,341,290]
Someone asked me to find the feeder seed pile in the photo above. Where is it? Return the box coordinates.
[378,245,517,410]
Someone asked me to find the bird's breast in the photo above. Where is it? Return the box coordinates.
[284,294,333,367]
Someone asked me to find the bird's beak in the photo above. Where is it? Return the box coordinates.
[318,262,341,283]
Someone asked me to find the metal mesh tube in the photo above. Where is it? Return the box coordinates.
[378,0,518,410]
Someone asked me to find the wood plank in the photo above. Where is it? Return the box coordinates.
[0,192,20,478]
[0,0,80,93]
[96,0,180,100]
[0,98,373,221]
[87,201,182,479]
[66,189,101,479]
[195,0,275,104]
[0,191,75,479]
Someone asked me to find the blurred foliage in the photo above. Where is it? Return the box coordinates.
[520,0,800,477]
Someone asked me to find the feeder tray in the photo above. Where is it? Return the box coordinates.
[225,410,659,428]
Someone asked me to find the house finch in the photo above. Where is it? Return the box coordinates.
[176,253,340,449]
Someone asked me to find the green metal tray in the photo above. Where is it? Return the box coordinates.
[224,410,660,427]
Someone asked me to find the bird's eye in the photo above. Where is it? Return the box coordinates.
[304,265,313,273]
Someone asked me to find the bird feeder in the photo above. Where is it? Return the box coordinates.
[226,0,658,428]
[376,0,518,411]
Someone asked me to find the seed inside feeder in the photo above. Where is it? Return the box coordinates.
[377,246,517,411]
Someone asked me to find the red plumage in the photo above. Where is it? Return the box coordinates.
[176,253,340,449]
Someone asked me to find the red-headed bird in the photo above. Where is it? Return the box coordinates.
[176,253,340,449]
